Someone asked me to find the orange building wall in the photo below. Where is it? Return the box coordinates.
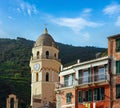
[108,36,120,108]
[76,85,110,108]
[61,88,75,108]
[108,38,120,60]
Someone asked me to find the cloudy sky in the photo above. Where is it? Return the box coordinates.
[0,0,120,47]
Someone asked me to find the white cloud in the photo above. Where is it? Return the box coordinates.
[103,3,120,15]
[8,16,13,20]
[17,0,38,16]
[50,16,103,33]
[82,8,92,13]
[115,16,120,26]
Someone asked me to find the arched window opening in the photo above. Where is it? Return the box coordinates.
[36,73,38,82]
[10,98,14,108]
[37,51,40,59]
[54,53,56,58]
[46,51,49,59]
[46,73,49,81]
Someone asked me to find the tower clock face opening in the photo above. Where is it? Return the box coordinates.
[34,64,40,70]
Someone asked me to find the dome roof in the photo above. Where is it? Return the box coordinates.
[34,28,57,48]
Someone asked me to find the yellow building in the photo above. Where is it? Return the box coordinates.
[30,28,61,108]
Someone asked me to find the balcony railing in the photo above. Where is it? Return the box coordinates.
[55,73,109,89]
[78,73,109,85]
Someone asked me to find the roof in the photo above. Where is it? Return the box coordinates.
[34,28,57,48]
[108,34,120,39]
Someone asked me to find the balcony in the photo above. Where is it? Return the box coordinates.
[55,73,110,90]
[55,80,76,90]
[77,73,110,87]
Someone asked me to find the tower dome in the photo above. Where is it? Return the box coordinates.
[34,28,57,48]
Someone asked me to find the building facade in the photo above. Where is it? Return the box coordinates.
[56,34,120,108]
[30,28,61,108]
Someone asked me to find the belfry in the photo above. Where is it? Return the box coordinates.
[30,28,61,108]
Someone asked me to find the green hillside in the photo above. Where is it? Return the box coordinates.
[0,37,107,108]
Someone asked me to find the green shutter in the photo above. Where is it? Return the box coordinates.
[100,88,104,100]
[116,61,120,74]
[116,38,120,52]
[94,88,97,101]
[78,91,82,103]
[88,89,92,101]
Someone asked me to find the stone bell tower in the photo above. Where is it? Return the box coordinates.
[30,28,61,108]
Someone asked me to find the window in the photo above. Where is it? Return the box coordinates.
[64,74,74,87]
[54,53,56,58]
[78,91,82,103]
[83,91,88,101]
[116,61,120,74]
[46,73,49,81]
[10,98,14,108]
[116,38,120,52]
[36,73,38,82]
[94,66,106,81]
[98,67,105,80]
[46,51,49,59]
[37,51,40,59]
[78,70,82,84]
[94,66,98,81]
[83,70,89,83]
[94,87,104,101]
[78,89,92,103]
[116,84,120,99]
[78,68,91,84]
[66,93,72,103]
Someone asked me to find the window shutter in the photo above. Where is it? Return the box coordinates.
[100,88,104,100]
[116,61,120,74]
[78,91,82,103]
[116,38,120,52]
[94,88,97,101]
[88,89,92,101]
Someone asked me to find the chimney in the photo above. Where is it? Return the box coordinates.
[77,59,80,64]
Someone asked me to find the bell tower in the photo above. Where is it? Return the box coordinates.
[30,28,61,108]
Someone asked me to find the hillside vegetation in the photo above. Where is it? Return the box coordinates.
[0,37,107,108]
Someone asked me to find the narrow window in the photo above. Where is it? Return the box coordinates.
[94,66,98,81]
[46,51,49,59]
[10,98,14,108]
[116,38,120,52]
[46,73,49,81]
[78,91,82,103]
[66,93,72,103]
[54,53,56,58]
[83,91,88,102]
[36,73,38,82]
[37,51,39,59]
[116,61,120,74]
[88,89,92,102]
[78,70,82,84]
[116,84,120,99]
[98,67,105,80]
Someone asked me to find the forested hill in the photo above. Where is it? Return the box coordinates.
[0,37,107,75]
[0,37,107,69]
[0,37,107,108]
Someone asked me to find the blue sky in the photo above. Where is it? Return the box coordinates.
[0,0,120,48]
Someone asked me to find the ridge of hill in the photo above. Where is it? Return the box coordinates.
[0,37,107,107]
